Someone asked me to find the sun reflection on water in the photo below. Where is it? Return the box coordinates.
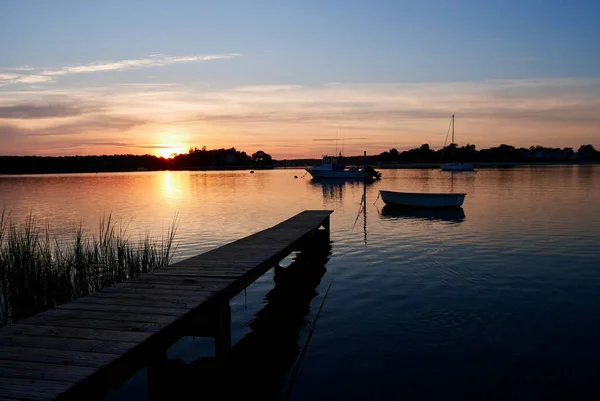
[160,171,184,200]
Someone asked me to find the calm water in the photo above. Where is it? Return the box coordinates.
[1,166,600,400]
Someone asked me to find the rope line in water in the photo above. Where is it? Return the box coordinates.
[352,191,366,231]
[373,191,381,205]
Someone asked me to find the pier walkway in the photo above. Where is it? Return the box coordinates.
[0,210,333,401]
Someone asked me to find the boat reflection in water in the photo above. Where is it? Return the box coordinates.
[160,230,332,401]
[310,178,374,202]
[379,204,466,223]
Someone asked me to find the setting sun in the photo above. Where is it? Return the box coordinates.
[156,146,185,159]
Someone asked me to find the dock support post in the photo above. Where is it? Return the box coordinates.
[214,301,232,364]
[322,216,330,235]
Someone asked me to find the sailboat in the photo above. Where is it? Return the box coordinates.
[440,114,475,172]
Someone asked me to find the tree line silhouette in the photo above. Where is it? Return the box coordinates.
[377,143,600,164]
[0,147,274,174]
[0,144,598,174]
[283,144,600,167]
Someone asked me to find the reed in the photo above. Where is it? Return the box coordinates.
[0,209,179,327]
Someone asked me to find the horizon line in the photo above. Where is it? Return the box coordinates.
[1,142,598,160]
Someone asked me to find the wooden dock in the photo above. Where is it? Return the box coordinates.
[0,210,333,401]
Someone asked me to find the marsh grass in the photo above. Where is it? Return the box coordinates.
[0,208,178,327]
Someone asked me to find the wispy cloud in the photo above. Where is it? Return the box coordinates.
[0,66,36,72]
[231,85,303,93]
[0,103,90,119]
[0,73,53,85]
[0,53,242,87]
[41,54,242,76]
[1,77,599,157]
[25,115,146,137]
[312,137,369,141]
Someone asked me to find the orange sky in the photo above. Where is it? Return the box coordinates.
[2,77,599,159]
[2,1,600,160]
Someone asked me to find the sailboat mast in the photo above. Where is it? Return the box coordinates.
[451,114,455,161]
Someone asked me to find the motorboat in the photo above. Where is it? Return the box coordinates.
[306,155,381,180]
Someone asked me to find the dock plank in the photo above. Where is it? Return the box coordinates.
[0,377,67,401]
[101,280,227,292]
[0,210,333,400]
[20,307,181,324]
[18,318,166,333]
[0,334,137,355]
[58,301,193,316]
[0,345,118,368]
[131,274,236,286]
[81,293,212,308]
[0,360,94,383]
[1,324,152,343]
[148,269,255,278]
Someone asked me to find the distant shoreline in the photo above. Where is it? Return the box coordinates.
[368,161,600,169]
[276,161,600,170]
[0,165,275,176]
[2,162,599,176]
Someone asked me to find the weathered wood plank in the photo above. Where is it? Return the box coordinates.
[81,293,212,309]
[20,308,180,325]
[146,270,252,279]
[0,360,94,383]
[101,281,226,293]
[18,317,165,332]
[170,260,261,268]
[58,301,195,317]
[148,269,255,278]
[0,345,118,368]
[130,274,238,286]
[91,287,214,299]
[0,324,151,343]
[0,334,137,355]
[0,377,67,400]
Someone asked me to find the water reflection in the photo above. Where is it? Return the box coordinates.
[155,231,332,401]
[309,179,371,201]
[379,204,466,223]
[159,171,185,199]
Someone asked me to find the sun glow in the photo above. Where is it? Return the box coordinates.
[156,146,185,159]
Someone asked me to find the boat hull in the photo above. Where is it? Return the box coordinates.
[440,162,476,171]
[379,190,466,209]
[306,169,367,179]
[380,204,465,223]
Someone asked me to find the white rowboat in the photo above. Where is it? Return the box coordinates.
[379,190,466,209]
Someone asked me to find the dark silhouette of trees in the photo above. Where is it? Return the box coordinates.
[1,142,598,175]
[375,143,600,164]
[251,150,273,165]
[0,147,274,174]
[0,154,168,174]
[578,144,597,156]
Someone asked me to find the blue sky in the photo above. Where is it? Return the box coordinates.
[1,0,599,157]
